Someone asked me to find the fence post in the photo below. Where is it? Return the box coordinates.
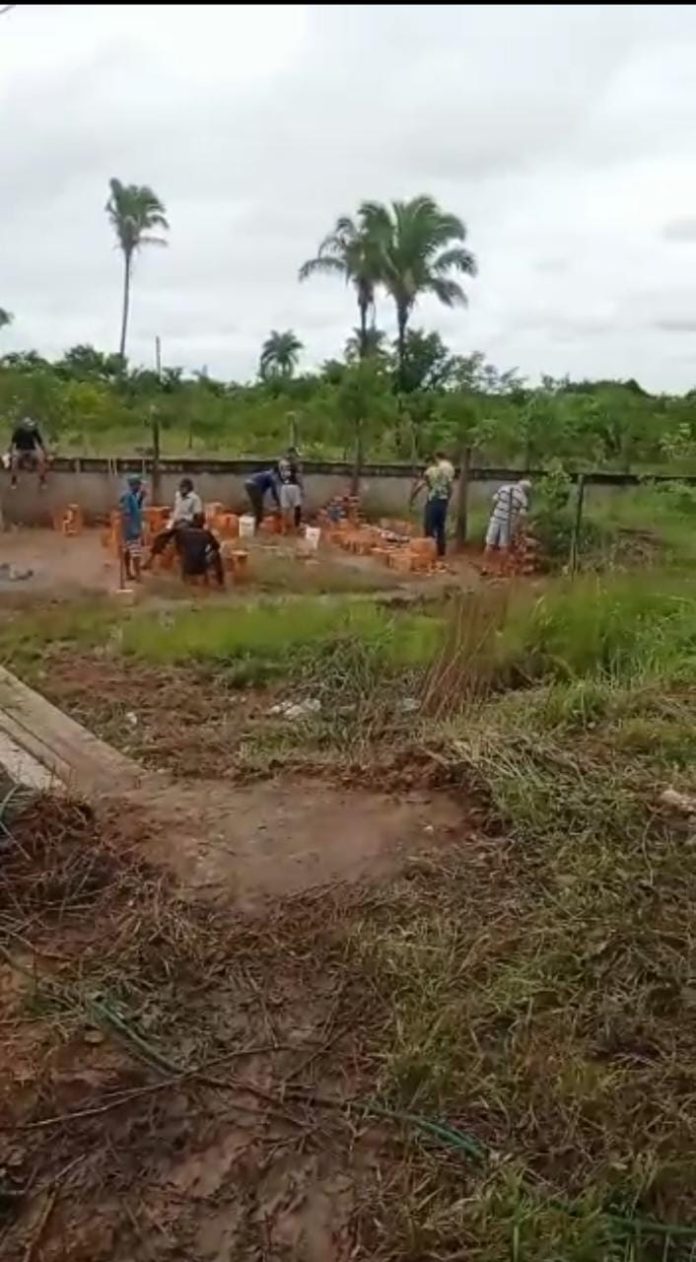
[569,473,586,575]
[455,445,471,547]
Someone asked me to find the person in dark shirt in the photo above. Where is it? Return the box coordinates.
[177,513,224,587]
[9,417,47,488]
[244,468,280,528]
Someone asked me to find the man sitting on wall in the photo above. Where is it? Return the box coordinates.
[9,417,47,489]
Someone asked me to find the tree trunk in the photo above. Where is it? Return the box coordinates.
[150,404,161,504]
[396,304,408,394]
[358,298,368,359]
[119,250,132,362]
[351,420,363,497]
[455,444,471,548]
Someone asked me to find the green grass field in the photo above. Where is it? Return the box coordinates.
[3,566,696,1257]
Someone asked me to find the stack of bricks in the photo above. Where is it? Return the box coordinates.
[205,503,240,540]
[53,504,84,536]
[481,530,543,578]
[220,540,250,580]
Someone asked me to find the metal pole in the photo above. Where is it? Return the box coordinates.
[455,444,471,547]
[151,336,162,503]
[569,473,586,576]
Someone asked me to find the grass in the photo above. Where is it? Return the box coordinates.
[120,597,441,681]
[3,571,696,1257]
[585,483,696,567]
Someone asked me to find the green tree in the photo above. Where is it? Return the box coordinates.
[299,214,382,358]
[105,178,169,361]
[397,329,457,393]
[335,358,396,491]
[55,344,124,383]
[344,325,387,363]
[360,194,477,390]
[259,330,303,381]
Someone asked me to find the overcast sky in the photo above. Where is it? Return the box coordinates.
[3,4,696,390]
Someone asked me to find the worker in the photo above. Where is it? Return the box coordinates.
[277,446,303,531]
[119,474,146,582]
[484,479,532,556]
[410,451,455,558]
[145,476,203,565]
[177,512,224,587]
[244,467,281,529]
[8,417,47,489]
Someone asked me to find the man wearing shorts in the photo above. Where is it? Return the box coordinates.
[119,474,146,582]
[484,479,531,555]
[9,417,47,488]
[277,447,303,530]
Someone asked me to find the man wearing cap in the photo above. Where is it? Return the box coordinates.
[119,474,147,582]
[484,478,532,557]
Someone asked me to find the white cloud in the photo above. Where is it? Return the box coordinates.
[1,4,696,388]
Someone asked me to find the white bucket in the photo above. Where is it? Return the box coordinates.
[239,514,256,539]
[304,525,321,551]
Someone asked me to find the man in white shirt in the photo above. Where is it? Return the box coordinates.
[167,477,203,528]
[484,479,531,555]
[146,477,204,567]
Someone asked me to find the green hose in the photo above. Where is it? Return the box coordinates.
[375,1102,696,1242]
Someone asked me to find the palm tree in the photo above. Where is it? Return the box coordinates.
[259,329,303,380]
[344,325,387,363]
[0,308,12,330]
[299,214,382,358]
[360,194,477,391]
[105,178,169,361]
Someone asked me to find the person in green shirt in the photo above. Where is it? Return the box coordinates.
[410,451,455,557]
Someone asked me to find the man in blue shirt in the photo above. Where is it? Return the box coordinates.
[245,467,280,529]
[119,474,146,581]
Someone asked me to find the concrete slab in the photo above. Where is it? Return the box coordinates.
[0,665,143,797]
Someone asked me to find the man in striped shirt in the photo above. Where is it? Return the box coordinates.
[484,479,531,555]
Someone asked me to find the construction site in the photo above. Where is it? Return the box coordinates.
[2,472,695,1262]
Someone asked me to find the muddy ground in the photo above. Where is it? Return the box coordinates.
[0,528,476,605]
[0,786,498,1262]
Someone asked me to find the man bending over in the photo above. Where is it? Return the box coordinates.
[177,512,224,587]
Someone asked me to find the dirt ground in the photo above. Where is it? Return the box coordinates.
[0,527,477,605]
[0,540,482,1260]
[0,794,501,1262]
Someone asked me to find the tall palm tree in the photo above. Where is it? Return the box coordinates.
[299,214,381,359]
[360,194,477,390]
[105,178,169,361]
[0,308,12,330]
[259,329,303,380]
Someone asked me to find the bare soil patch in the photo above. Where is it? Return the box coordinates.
[0,794,504,1262]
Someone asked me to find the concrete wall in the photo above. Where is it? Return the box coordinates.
[3,467,502,526]
[2,457,691,527]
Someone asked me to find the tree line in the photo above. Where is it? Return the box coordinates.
[1,340,695,475]
[1,179,695,473]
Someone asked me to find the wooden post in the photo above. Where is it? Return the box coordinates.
[455,445,471,547]
[151,335,162,504]
[350,420,363,497]
[569,473,586,575]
